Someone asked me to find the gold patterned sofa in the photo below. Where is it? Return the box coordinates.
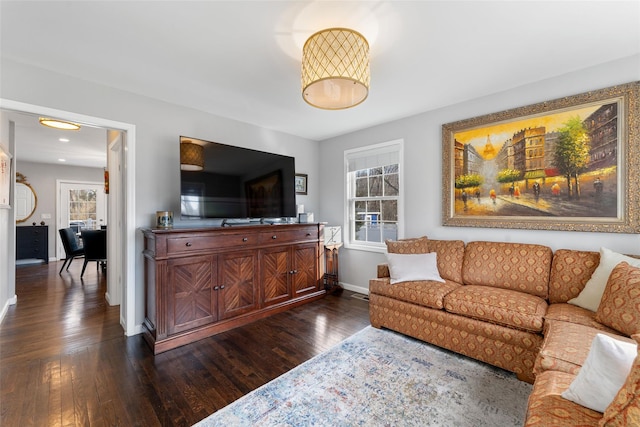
[369,238,640,425]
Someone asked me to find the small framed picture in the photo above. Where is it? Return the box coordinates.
[295,173,308,195]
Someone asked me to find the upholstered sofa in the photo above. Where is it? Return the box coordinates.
[369,237,640,425]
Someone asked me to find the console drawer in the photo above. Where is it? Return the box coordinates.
[167,233,258,254]
[258,227,317,245]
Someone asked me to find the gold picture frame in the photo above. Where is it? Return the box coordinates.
[442,82,639,233]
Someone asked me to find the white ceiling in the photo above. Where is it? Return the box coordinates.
[2,1,639,167]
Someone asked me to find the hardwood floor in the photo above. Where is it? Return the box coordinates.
[1,261,371,426]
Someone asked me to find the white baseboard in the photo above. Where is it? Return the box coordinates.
[123,320,145,337]
[0,295,18,324]
[340,282,369,296]
[105,292,115,306]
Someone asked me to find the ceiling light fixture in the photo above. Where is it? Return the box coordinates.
[302,28,370,110]
[39,117,81,131]
[180,140,205,171]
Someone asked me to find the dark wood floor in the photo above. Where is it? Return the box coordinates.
[1,260,371,426]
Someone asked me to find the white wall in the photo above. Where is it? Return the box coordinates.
[16,161,104,259]
[0,58,320,329]
[318,55,640,293]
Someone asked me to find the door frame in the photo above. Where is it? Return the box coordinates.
[0,99,138,336]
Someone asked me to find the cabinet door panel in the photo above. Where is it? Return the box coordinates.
[218,251,258,320]
[292,243,319,297]
[167,255,216,334]
[261,247,291,306]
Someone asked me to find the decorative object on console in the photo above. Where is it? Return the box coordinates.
[155,211,173,229]
[301,28,370,110]
[442,81,639,233]
[298,212,314,223]
[180,139,205,171]
[294,173,307,195]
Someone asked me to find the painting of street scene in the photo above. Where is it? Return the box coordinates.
[451,101,619,219]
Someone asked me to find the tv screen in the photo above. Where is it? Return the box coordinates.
[180,136,297,221]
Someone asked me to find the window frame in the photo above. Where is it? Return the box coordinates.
[343,139,404,253]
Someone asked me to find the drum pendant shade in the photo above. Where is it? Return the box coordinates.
[302,28,370,110]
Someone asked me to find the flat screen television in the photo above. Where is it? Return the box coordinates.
[180,136,297,221]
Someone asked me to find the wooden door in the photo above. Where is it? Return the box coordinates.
[260,246,292,307]
[291,243,319,297]
[218,250,258,320]
[167,254,217,334]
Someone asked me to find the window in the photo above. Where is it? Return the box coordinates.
[344,140,403,252]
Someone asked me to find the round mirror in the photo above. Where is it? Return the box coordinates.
[16,173,37,223]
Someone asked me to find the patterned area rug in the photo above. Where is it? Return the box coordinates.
[194,326,532,426]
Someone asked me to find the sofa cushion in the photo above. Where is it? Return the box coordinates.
[600,334,640,426]
[385,236,429,254]
[426,239,465,283]
[569,247,640,312]
[548,249,600,304]
[443,285,547,332]
[545,303,620,334]
[561,334,637,413]
[462,241,552,299]
[369,277,461,310]
[596,262,640,336]
[385,252,444,284]
[524,370,602,427]
[534,320,635,376]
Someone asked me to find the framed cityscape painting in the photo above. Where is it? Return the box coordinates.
[442,82,639,233]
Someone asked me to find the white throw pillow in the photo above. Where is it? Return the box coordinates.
[568,247,640,312]
[561,334,637,413]
[386,252,445,285]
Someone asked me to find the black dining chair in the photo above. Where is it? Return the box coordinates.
[80,229,107,278]
[59,228,84,274]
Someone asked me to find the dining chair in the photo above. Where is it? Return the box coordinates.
[80,229,107,278]
[59,228,84,274]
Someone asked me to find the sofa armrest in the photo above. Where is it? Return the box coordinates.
[377,263,390,278]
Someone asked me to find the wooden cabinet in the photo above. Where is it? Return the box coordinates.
[259,242,319,306]
[217,250,259,320]
[142,223,324,354]
[166,254,216,334]
[16,225,49,263]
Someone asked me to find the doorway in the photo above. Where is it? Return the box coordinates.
[56,180,107,259]
[0,99,137,336]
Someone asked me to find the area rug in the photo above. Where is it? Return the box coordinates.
[193,326,532,426]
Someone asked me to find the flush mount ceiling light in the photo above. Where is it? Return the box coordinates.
[302,28,370,110]
[39,117,81,131]
[180,140,205,171]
